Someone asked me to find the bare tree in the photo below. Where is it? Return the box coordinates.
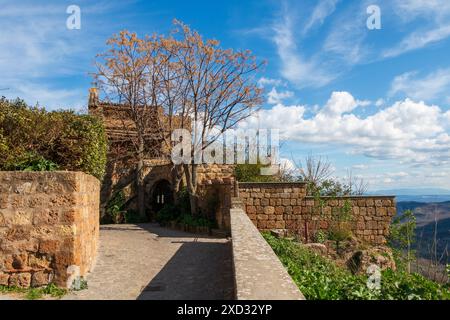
[168,20,264,214]
[296,155,333,185]
[94,31,171,219]
[277,161,297,182]
[94,21,264,217]
[345,169,368,195]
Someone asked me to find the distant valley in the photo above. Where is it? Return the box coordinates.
[395,195,450,203]
[371,188,450,203]
[370,188,450,262]
[396,200,449,262]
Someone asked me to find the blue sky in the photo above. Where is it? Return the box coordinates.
[1,0,450,191]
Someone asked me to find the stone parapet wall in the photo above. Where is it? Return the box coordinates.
[229,207,305,300]
[238,182,396,245]
[0,172,100,288]
[303,196,395,244]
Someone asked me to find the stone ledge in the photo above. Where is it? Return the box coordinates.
[238,182,307,189]
[230,208,305,300]
[304,195,396,199]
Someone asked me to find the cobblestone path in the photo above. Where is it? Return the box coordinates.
[63,224,234,300]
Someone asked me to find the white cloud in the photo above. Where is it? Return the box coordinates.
[0,0,130,109]
[279,157,298,173]
[267,87,294,104]
[444,110,450,122]
[272,13,335,88]
[322,91,358,116]
[322,1,369,65]
[357,100,372,107]
[240,91,450,167]
[387,171,409,178]
[393,0,450,21]
[303,0,340,35]
[258,77,284,87]
[384,0,450,58]
[375,99,385,107]
[352,164,369,170]
[240,103,306,131]
[383,24,450,58]
[389,68,450,102]
[356,168,450,190]
[6,81,85,111]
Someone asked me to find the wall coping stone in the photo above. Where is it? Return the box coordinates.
[0,170,100,180]
[304,195,396,199]
[238,182,307,187]
[230,208,305,300]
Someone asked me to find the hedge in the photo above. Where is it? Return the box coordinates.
[0,97,107,180]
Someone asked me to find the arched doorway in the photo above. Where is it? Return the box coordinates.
[151,179,174,213]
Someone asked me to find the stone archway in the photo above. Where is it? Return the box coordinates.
[150,179,174,213]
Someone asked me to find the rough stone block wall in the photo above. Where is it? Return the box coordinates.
[0,172,100,288]
[197,164,234,185]
[239,182,396,245]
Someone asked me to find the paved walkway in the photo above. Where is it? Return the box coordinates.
[62,224,234,300]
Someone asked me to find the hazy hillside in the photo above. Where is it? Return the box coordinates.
[371,188,450,203]
[396,201,450,262]
[397,201,450,226]
[374,188,450,196]
[395,195,450,202]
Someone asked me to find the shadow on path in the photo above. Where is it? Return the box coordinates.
[138,240,234,300]
[64,223,234,300]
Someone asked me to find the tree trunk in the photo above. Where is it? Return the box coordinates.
[171,165,184,205]
[183,163,198,216]
[137,137,146,220]
[407,241,411,274]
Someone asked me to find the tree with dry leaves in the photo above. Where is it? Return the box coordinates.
[94,31,174,219]
[94,21,264,217]
[168,20,264,214]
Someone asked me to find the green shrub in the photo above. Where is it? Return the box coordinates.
[177,214,214,228]
[263,232,450,300]
[234,163,276,182]
[176,187,192,216]
[10,152,59,171]
[105,191,126,224]
[389,209,416,273]
[0,284,67,300]
[313,230,327,244]
[0,97,107,179]
[124,209,148,223]
[156,204,180,225]
[156,187,191,225]
[155,187,215,228]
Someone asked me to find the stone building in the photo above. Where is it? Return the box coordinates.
[87,88,234,220]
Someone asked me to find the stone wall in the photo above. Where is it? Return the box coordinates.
[238,182,396,244]
[0,171,100,288]
[197,164,234,185]
[229,206,305,300]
